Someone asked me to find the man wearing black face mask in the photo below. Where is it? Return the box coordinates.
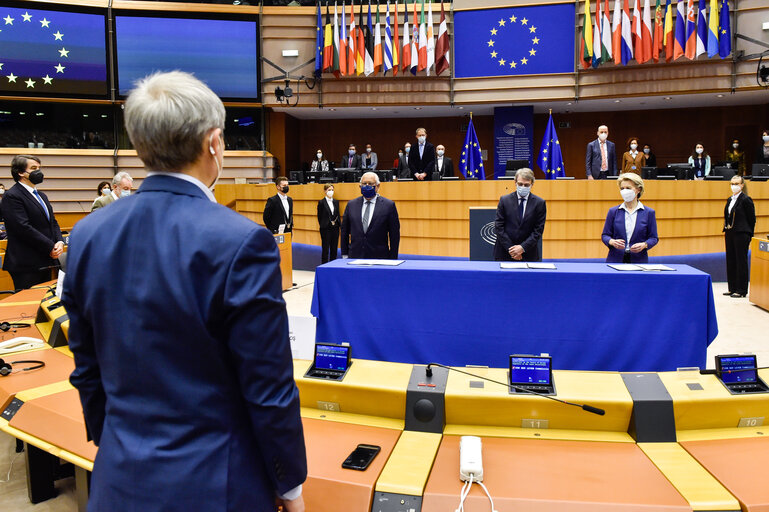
[340,171,400,259]
[263,176,293,234]
[1,155,64,290]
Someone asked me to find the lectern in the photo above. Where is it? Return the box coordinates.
[749,237,769,312]
[274,232,293,291]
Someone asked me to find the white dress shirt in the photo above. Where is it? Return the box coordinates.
[146,171,216,202]
[279,193,290,219]
[728,192,741,214]
[361,194,378,222]
[436,156,444,173]
[619,201,645,251]
[517,194,528,218]
[325,196,335,215]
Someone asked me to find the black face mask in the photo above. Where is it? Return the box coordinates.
[28,170,44,185]
[281,185,289,194]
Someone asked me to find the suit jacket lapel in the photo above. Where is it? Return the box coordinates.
[24,187,49,221]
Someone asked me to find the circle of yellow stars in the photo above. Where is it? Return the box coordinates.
[461,141,483,178]
[487,12,540,72]
[1,11,70,89]
[540,138,563,176]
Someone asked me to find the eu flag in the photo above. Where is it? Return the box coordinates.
[718,0,730,58]
[315,1,323,78]
[537,113,565,179]
[453,4,575,78]
[460,117,484,180]
[0,6,107,96]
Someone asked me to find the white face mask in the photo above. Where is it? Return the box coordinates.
[417,135,426,144]
[437,150,444,156]
[517,184,531,197]
[643,148,650,154]
[763,135,769,142]
[326,189,334,198]
[731,184,742,194]
[317,152,323,159]
[120,190,131,198]
[732,143,739,149]
[366,148,372,153]
[102,187,111,196]
[404,146,411,152]
[630,144,638,151]
[598,132,608,141]
[696,147,704,154]
[620,188,636,202]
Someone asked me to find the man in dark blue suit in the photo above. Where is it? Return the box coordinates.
[493,168,547,262]
[585,125,617,179]
[408,127,436,181]
[341,171,400,259]
[61,72,307,512]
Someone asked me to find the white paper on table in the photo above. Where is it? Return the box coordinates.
[500,262,528,269]
[347,259,405,266]
[637,264,675,271]
[526,262,557,269]
[608,264,643,271]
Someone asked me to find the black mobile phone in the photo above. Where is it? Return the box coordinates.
[341,444,381,471]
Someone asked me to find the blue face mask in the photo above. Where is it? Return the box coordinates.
[360,185,376,199]
[120,190,131,198]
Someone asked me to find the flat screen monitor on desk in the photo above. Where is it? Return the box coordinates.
[375,170,393,182]
[335,168,361,183]
[506,159,529,172]
[641,167,658,179]
[509,355,555,395]
[752,163,769,177]
[667,164,693,180]
[713,166,736,180]
[305,171,331,183]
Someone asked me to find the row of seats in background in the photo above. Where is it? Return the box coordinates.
[642,162,769,181]
[289,167,460,184]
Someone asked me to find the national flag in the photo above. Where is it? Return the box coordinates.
[696,0,707,56]
[537,113,565,179]
[435,1,449,75]
[632,0,641,58]
[592,0,602,67]
[426,0,435,75]
[364,0,375,75]
[652,0,663,61]
[460,117,484,180]
[612,0,622,64]
[402,0,411,72]
[639,0,653,62]
[718,0,730,58]
[384,1,393,73]
[340,2,348,75]
[684,0,696,59]
[392,0,399,74]
[374,2,383,73]
[410,1,418,74]
[315,1,323,78]
[357,0,366,74]
[580,0,593,69]
[601,0,613,62]
[348,0,357,75]
[674,0,686,59]
[707,0,718,57]
[332,2,341,77]
[664,0,674,61]
[418,0,427,72]
[323,2,333,71]
[621,0,633,64]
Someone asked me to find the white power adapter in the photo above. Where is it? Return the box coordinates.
[459,435,483,482]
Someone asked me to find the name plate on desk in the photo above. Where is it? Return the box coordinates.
[275,235,285,244]
[760,241,769,253]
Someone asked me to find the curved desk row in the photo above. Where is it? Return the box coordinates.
[1,290,767,512]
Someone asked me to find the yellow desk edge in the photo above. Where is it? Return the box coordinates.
[375,431,442,496]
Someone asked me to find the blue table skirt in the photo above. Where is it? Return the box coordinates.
[311,260,718,372]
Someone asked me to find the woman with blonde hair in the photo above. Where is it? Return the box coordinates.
[601,173,659,263]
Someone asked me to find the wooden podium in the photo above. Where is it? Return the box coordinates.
[274,232,293,291]
[749,237,769,311]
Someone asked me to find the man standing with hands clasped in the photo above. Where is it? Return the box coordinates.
[586,125,617,180]
[493,168,547,262]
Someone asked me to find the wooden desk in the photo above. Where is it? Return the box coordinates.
[749,237,769,311]
[275,232,293,290]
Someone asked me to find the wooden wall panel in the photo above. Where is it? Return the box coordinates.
[216,180,769,260]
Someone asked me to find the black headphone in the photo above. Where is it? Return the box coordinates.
[0,358,46,377]
[0,322,31,332]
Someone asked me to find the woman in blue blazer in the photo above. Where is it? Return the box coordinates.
[601,173,659,263]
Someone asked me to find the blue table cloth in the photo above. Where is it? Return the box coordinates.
[310,260,718,372]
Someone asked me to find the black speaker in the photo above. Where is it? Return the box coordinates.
[404,365,448,433]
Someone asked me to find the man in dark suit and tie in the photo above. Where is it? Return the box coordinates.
[341,171,400,259]
[586,125,617,180]
[493,168,547,262]
[397,143,412,179]
[263,176,293,233]
[61,71,306,512]
[340,144,363,170]
[432,144,454,179]
[1,155,64,290]
[409,127,436,181]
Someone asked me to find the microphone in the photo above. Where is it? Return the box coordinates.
[425,362,606,416]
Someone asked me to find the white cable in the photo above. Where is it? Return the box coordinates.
[457,473,473,512]
[478,481,496,512]
[0,451,22,483]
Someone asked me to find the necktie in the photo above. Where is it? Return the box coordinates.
[362,201,372,233]
[419,144,424,158]
[33,189,50,221]
[349,156,353,167]
[518,196,525,219]
[600,142,608,171]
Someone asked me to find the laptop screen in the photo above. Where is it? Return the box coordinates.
[717,355,758,384]
[314,343,350,372]
[509,356,552,386]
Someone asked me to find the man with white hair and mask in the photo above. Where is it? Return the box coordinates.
[62,71,307,512]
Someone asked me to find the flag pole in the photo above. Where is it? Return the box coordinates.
[549,108,552,115]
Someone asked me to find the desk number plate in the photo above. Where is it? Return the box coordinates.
[522,418,549,429]
[738,417,764,427]
[317,401,340,412]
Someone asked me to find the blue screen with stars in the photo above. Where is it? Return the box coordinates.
[116,14,259,100]
[0,5,107,97]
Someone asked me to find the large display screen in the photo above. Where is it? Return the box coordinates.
[115,13,259,101]
[0,4,107,97]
